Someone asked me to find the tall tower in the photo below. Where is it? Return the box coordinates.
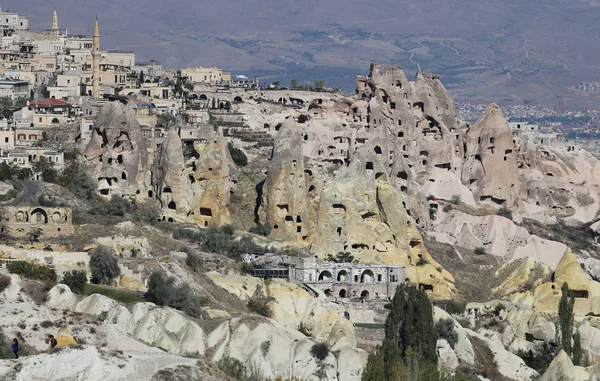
[51,9,58,32]
[92,18,100,98]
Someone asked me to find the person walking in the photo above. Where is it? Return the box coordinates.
[11,338,19,359]
[48,335,57,352]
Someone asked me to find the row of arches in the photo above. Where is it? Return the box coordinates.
[317,269,378,283]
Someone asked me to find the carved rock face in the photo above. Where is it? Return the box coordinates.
[462,103,520,206]
[83,102,150,200]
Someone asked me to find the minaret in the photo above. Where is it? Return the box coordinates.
[51,9,58,32]
[92,17,100,99]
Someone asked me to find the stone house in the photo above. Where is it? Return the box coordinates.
[289,258,405,300]
[0,206,75,237]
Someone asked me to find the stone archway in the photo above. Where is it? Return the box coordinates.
[337,270,348,282]
[360,290,370,299]
[361,269,374,283]
[318,270,333,281]
[339,289,347,298]
[31,208,48,224]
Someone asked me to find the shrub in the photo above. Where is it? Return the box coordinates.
[0,274,10,293]
[497,207,513,220]
[228,142,248,167]
[443,204,452,213]
[249,224,271,235]
[474,247,486,256]
[416,257,430,267]
[310,342,330,361]
[434,300,466,315]
[185,251,205,272]
[62,270,87,294]
[145,271,207,318]
[240,262,255,275]
[451,194,462,204]
[90,196,132,217]
[132,202,161,222]
[198,227,266,259]
[218,356,247,380]
[434,318,458,349]
[89,246,121,285]
[59,162,96,200]
[247,295,272,318]
[7,261,56,284]
[494,303,507,316]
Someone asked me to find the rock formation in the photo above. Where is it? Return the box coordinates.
[462,103,520,206]
[260,118,316,242]
[83,102,151,200]
[152,128,193,222]
[190,130,231,227]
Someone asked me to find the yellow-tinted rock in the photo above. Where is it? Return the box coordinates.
[56,326,77,348]
[534,250,600,316]
[119,276,146,292]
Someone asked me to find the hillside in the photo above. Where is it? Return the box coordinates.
[7,0,600,107]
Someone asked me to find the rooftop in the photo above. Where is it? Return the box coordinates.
[29,98,72,108]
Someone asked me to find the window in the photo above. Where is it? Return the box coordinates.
[4,137,7,143]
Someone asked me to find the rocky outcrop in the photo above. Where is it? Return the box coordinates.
[190,129,231,227]
[0,346,201,381]
[83,102,151,200]
[309,145,455,298]
[207,317,367,381]
[433,210,568,266]
[46,284,205,356]
[462,103,520,207]
[152,128,193,223]
[539,350,600,381]
[260,118,316,242]
[207,274,355,346]
[533,250,600,316]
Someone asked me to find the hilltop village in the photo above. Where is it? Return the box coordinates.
[0,8,600,381]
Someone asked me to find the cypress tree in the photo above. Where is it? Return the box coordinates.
[572,330,583,366]
[361,348,385,381]
[557,282,574,355]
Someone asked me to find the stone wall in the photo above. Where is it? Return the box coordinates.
[1,206,75,237]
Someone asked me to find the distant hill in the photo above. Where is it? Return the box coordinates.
[6,0,600,107]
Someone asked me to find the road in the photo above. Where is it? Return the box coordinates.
[0,180,43,207]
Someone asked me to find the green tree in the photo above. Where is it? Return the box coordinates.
[557,282,575,356]
[157,113,177,129]
[59,162,96,200]
[33,157,58,183]
[365,284,438,381]
[62,270,87,294]
[228,142,248,166]
[138,71,145,85]
[361,349,385,381]
[315,79,326,90]
[290,78,298,89]
[89,245,121,285]
[572,330,583,366]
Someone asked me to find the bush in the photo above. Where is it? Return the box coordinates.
[62,270,87,294]
[228,143,248,167]
[145,271,207,318]
[474,247,486,256]
[90,196,132,217]
[434,318,458,349]
[89,246,121,285]
[497,207,513,220]
[59,162,96,200]
[185,251,205,272]
[198,227,266,259]
[434,300,466,315]
[443,204,452,213]
[310,342,330,361]
[494,303,507,316]
[247,295,272,318]
[416,257,430,267]
[240,262,254,275]
[0,274,10,293]
[218,356,248,380]
[132,202,161,222]
[249,224,271,236]
[451,194,462,204]
[7,261,57,284]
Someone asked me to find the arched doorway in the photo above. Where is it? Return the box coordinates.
[361,270,374,283]
[318,270,333,281]
[360,290,370,299]
[31,208,48,224]
[337,270,348,282]
[234,96,243,103]
[339,289,347,298]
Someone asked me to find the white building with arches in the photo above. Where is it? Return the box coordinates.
[289,258,405,300]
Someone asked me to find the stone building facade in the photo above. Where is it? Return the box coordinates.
[1,206,75,237]
[289,258,405,300]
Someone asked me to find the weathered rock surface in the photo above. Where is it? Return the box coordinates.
[83,102,151,200]
[462,102,520,207]
[207,317,367,381]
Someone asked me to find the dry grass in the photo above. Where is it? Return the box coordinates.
[423,234,504,302]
